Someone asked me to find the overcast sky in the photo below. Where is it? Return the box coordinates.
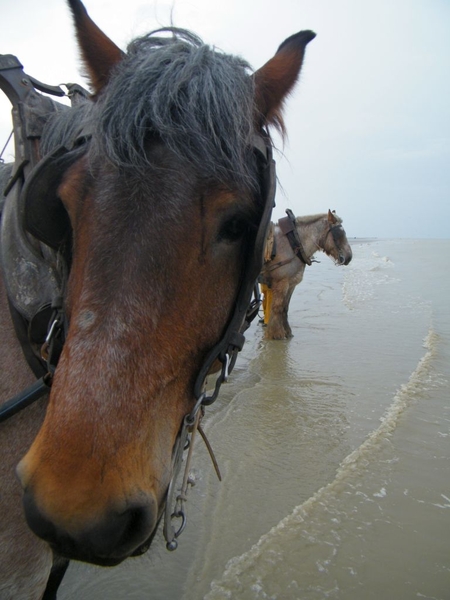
[1,0,449,238]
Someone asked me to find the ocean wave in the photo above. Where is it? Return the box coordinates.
[342,249,398,310]
[205,329,440,600]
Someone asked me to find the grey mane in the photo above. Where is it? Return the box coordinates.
[42,28,259,189]
[40,102,90,156]
[296,213,343,226]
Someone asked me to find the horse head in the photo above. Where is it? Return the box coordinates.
[321,210,353,265]
[17,0,315,566]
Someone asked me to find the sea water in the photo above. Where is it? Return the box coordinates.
[59,238,450,599]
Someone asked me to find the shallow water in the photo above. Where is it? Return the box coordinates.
[59,238,450,599]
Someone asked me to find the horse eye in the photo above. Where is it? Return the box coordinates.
[218,216,249,242]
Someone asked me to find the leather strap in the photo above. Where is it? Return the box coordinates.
[278,209,311,266]
[193,133,276,403]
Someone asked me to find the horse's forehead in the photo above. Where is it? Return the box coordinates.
[67,172,253,293]
[91,160,256,228]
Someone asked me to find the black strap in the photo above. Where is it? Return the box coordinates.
[0,376,51,423]
[193,133,275,403]
[278,209,311,266]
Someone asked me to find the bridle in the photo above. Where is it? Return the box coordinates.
[318,222,344,249]
[194,134,275,403]
[164,132,276,549]
[316,221,346,261]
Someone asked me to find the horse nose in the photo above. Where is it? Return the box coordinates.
[22,487,157,565]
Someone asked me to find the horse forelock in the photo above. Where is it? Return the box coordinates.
[83,28,259,189]
[39,29,260,191]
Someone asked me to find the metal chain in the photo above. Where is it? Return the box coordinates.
[163,400,204,550]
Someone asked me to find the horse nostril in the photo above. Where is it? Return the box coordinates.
[22,488,157,564]
[79,502,156,559]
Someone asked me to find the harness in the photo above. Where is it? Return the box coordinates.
[0,55,276,548]
[278,208,311,266]
[263,210,345,277]
[0,54,88,421]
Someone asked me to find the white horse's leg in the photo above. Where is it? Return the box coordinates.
[281,285,296,338]
[265,279,291,339]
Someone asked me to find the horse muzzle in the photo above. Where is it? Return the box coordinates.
[339,251,352,265]
[21,486,159,566]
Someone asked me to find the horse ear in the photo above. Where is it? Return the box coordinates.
[328,209,338,224]
[253,30,316,131]
[67,0,124,94]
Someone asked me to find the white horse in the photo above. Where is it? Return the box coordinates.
[260,210,352,340]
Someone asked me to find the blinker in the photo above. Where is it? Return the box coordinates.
[22,142,88,249]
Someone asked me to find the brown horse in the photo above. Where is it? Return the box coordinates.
[260,210,352,340]
[0,0,315,597]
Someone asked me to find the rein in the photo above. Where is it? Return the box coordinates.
[0,375,52,423]
[0,293,68,422]
[265,255,296,272]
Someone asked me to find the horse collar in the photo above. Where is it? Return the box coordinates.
[278,209,312,266]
